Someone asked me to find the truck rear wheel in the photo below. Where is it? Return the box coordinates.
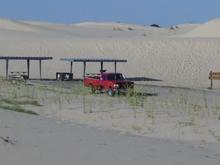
[108,89,115,96]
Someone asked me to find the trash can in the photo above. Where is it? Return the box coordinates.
[56,72,73,81]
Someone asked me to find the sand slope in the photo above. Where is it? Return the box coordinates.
[183,19,220,38]
[0,18,220,88]
[1,110,220,165]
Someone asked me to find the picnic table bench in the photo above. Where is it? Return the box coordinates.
[8,72,28,81]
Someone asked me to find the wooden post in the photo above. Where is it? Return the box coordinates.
[27,59,30,79]
[39,60,42,80]
[210,71,213,89]
[6,59,9,78]
[70,61,73,73]
[83,61,86,79]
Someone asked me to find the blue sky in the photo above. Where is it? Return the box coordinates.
[0,0,220,26]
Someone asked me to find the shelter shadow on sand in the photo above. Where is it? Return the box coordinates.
[126,77,162,82]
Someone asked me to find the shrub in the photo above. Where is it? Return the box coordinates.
[150,24,160,28]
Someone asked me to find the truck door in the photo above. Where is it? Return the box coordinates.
[99,74,106,88]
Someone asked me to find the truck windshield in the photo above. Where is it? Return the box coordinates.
[106,74,125,80]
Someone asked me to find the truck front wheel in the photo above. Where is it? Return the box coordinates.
[89,85,95,93]
[108,89,115,96]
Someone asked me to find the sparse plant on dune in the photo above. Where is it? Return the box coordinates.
[128,27,133,31]
[1,98,41,106]
[113,26,123,31]
[125,88,144,107]
[0,104,38,115]
[131,124,143,132]
[2,77,220,142]
[0,97,39,115]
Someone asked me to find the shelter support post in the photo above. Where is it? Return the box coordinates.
[27,59,30,79]
[100,61,103,73]
[83,61,86,79]
[114,61,117,73]
[39,60,42,79]
[70,61,73,73]
[6,59,9,78]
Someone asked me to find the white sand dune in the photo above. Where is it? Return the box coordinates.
[183,19,220,38]
[0,18,39,32]
[1,18,220,165]
[0,18,220,88]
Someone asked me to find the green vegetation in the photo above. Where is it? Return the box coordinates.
[1,98,41,106]
[0,104,38,115]
[0,97,40,115]
[0,79,40,115]
[1,77,220,141]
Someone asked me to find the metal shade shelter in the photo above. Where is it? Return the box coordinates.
[0,56,53,79]
[60,58,127,79]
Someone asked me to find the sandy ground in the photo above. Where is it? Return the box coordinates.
[0,110,220,165]
[0,80,220,164]
[0,18,220,88]
[1,17,220,164]
[1,80,220,142]
[23,81,220,143]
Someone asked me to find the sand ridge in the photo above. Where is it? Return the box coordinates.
[183,19,220,38]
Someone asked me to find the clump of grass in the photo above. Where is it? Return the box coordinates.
[113,26,123,31]
[209,129,220,143]
[145,98,155,124]
[0,97,40,115]
[126,89,145,108]
[128,27,133,31]
[72,84,90,96]
[0,104,38,115]
[178,117,195,127]
[1,98,41,106]
[131,124,143,132]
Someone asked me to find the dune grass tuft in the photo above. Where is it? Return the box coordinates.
[0,98,40,115]
[0,104,39,115]
[1,98,41,106]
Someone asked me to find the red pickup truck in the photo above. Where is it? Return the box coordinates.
[84,72,134,96]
